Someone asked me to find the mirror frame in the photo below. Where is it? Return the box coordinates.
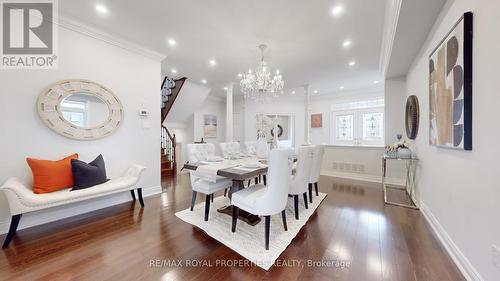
[405,95,420,140]
[37,79,123,140]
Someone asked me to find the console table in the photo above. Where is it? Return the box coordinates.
[382,155,419,209]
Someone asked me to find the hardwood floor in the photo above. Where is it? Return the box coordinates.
[0,175,464,281]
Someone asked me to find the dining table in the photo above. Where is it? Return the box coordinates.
[183,156,269,226]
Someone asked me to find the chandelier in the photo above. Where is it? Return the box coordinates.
[240,44,284,102]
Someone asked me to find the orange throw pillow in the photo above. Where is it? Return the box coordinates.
[26,154,79,194]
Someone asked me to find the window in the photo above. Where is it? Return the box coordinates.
[60,100,87,127]
[331,99,384,146]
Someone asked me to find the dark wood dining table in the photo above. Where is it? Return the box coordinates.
[183,160,268,225]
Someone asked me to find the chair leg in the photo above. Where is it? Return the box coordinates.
[308,183,313,204]
[224,188,228,197]
[315,182,319,196]
[303,192,309,209]
[232,206,239,232]
[190,191,197,211]
[2,214,22,248]
[137,188,144,207]
[247,180,251,187]
[281,210,288,231]
[263,175,267,185]
[211,193,214,202]
[265,216,270,250]
[259,174,262,183]
[130,190,136,200]
[294,195,299,220]
[204,194,211,221]
[255,177,258,185]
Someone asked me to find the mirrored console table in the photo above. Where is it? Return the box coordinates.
[382,155,419,209]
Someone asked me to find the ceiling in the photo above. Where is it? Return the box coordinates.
[60,0,387,97]
[386,0,446,78]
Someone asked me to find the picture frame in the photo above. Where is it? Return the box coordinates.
[429,12,473,150]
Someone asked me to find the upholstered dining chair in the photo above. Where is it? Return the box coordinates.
[231,148,293,250]
[219,142,242,158]
[189,172,232,221]
[244,141,257,155]
[308,145,325,203]
[288,146,314,220]
[186,143,232,220]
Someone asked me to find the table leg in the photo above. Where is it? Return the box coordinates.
[217,179,261,226]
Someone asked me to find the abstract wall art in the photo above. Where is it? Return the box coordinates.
[311,113,323,128]
[203,114,217,138]
[429,12,473,150]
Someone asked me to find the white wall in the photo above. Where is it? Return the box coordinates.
[384,78,407,144]
[405,0,500,280]
[193,96,227,155]
[0,25,162,233]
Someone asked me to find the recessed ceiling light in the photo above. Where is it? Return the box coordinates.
[167,38,176,46]
[171,69,177,74]
[95,4,108,14]
[373,80,379,84]
[223,87,228,90]
[340,86,345,89]
[331,5,344,16]
[209,59,217,66]
[291,90,296,95]
[201,79,207,84]
[349,61,356,66]
[237,73,243,78]
[313,90,319,94]
[343,40,351,48]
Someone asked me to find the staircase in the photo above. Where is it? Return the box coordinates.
[161,77,187,177]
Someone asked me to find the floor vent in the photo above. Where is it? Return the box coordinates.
[332,162,366,174]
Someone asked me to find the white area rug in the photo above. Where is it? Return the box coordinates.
[175,192,327,270]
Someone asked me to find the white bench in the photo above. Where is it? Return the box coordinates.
[0,164,146,248]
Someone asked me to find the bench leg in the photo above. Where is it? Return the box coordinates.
[130,190,136,201]
[2,214,22,248]
[308,183,313,204]
[137,188,144,207]
[190,191,197,211]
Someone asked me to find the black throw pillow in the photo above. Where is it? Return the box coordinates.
[71,154,109,190]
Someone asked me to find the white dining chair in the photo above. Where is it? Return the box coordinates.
[189,172,232,221]
[308,145,325,203]
[244,141,257,155]
[231,148,293,250]
[289,146,314,220]
[219,142,242,158]
[186,143,232,219]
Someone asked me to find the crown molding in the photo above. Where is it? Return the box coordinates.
[311,85,384,100]
[58,15,167,61]
[379,0,402,76]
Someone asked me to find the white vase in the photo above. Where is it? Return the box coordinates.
[397,148,412,159]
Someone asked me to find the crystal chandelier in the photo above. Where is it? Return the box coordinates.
[240,44,284,102]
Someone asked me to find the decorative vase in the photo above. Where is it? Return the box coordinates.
[397,148,412,159]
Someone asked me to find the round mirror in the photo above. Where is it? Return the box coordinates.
[37,79,123,140]
[60,93,110,128]
[405,95,420,139]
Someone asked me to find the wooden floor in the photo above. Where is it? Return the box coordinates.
[0,175,464,281]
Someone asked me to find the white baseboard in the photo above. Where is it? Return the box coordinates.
[320,169,406,186]
[0,185,162,234]
[420,201,484,281]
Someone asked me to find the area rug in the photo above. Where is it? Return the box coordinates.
[175,192,327,270]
